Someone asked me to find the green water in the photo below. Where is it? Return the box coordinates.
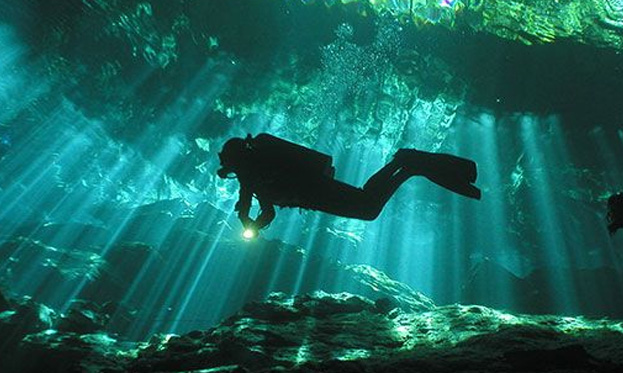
[1,0,623,343]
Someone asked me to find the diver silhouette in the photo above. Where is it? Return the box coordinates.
[607,193,623,235]
[217,133,481,235]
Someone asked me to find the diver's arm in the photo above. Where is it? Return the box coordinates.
[235,186,255,228]
[255,199,276,230]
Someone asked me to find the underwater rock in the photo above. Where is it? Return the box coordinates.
[0,295,57,336]
[0,237,105,294]
[16,331,129,373]
[21,222,111,249]
[3,291,623,372]
[0,295,58,371]
[243,291,376,321]
[0,292,127,372]
[128,291,623,373]
[346,264,435,312]
[56,300,113,334]
[503,344,599,371]
[130,291,407,372]
[0,236,161,324]
[111,202,190,246]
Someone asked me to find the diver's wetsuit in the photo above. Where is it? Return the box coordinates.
[235,155,407,228]
[223,133,481,231]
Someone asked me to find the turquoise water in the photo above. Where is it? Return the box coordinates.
[1,0,623,343]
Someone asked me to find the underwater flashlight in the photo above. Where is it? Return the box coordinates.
[242,228,257,240]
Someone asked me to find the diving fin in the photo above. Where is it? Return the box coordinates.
[425,171,482,200]
[397,149,481,200]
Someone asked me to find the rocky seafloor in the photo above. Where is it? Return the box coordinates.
[2,289,623,373]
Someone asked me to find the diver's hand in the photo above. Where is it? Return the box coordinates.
[241,219,260,240]
[240,216,255,229]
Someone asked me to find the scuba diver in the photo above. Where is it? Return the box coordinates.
[607,193,623,235]
[217,133,481,238]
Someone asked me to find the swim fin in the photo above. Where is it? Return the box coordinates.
[396,149,481,200]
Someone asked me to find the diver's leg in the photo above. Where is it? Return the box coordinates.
[304,149,480,221]
[361,158,402,192]
[298,178,376,220]
[371,169,411,204]
[299,167,410,221]
[361,163,413,219]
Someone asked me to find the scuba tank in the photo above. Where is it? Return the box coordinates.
[248,133,335,178]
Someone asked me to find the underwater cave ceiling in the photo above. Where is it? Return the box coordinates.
[5,0,623,146]
[2,0,623,206]
[367,0,623,50]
